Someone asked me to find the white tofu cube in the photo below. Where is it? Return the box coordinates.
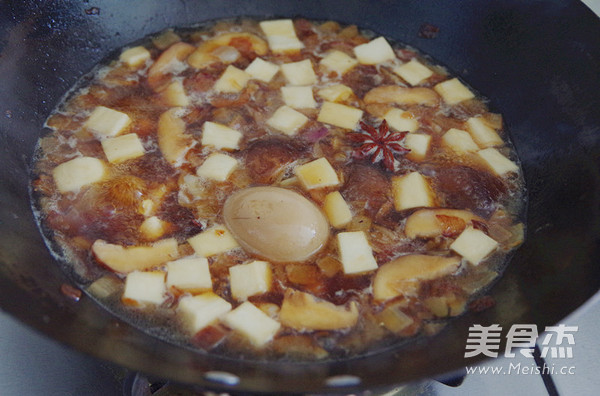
[404,133,432,162]
[229,260,272,301]
[201,121,242,150]
[52,156,107,194]
[245,57,280,82]
[196,153,238,182]
[434,78,475,105]
[392,171,435,211]
[384,108,419,133]
[281,86,316,109]
[214,65,251,93]
[187,224,239,257]
[281,59,317,86]
[477,148,519,176]
[101,133,145,163]
[259,19,304,53]
[320,50,358,75]
[122,271,166,305]
[139,216,169,240]
[450,226,499,265]
[294,157,340,190]
[323,191,353,228]
[119,46,151,68]
[178,293,232,334]
[466,117,503,148]
[266,105,309,136]
[441,128,480,154]
[337,231,378,274]
[223,301,281,347]
[393,58,433,86]
[84,106,131,137]
[317,84,353,102]
[317,101,363,130]
[166,256,212,293]
[162,80,190,107]
[353,36,395,65]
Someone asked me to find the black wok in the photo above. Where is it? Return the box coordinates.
[1,0,600,394]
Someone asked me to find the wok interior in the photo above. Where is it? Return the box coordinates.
[1,0,599,393]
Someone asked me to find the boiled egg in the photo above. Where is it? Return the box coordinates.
[223,187,329,263]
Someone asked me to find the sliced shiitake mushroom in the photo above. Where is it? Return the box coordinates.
[91,238,179,273]
[372,254,461,301]
[279,289,359,331]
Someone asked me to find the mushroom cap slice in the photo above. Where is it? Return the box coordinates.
[404,208,484,239]
[92,238,179,274]
[157,108,193,166]
[279,289,359,331]
[373,254,461,301]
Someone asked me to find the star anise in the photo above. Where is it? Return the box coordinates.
[349,120,410,172]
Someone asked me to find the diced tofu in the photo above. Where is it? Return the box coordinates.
[280,59,317,86]
[162,80,190,107]
[317,84,353,102]
[404,133,431,162]
[245,57,280,82]
[323,191,353,228]
[101,133,145,163]
[229,260,272,301]
[266,105,309,136]
[337,231,378,274]
[223,301,281,347]
[281,86,316,109]
[317,101,363,130]
[196,153,238,182]
[294,157,340,190]
[384,108,419,133]
[441,128,479,154]
[139,216,169,240]
[166,256,212,293]
[353,36,395,65]
[213,65,251,93]
[187,224,239,257]
[393,58,433,86]
[122,271,166,305]
[201,121,242,150]
[52,156,106,193]
[466,117,503,148]
[392,171,435,211]
[450,226,499,265]
[477,148,519,176]
[119,46,151,68]
[320,50,358,75]
[434,78,475,105]
[84,106,131,137]
[259,19,304,53]
[92,238,179,273]
[178,293,232,334]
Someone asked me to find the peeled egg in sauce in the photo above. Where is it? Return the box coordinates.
[223,187,329,263]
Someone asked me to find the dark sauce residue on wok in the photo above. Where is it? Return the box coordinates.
[31,18,525,361]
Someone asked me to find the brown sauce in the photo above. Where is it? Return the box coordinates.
[31,18,525,361]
